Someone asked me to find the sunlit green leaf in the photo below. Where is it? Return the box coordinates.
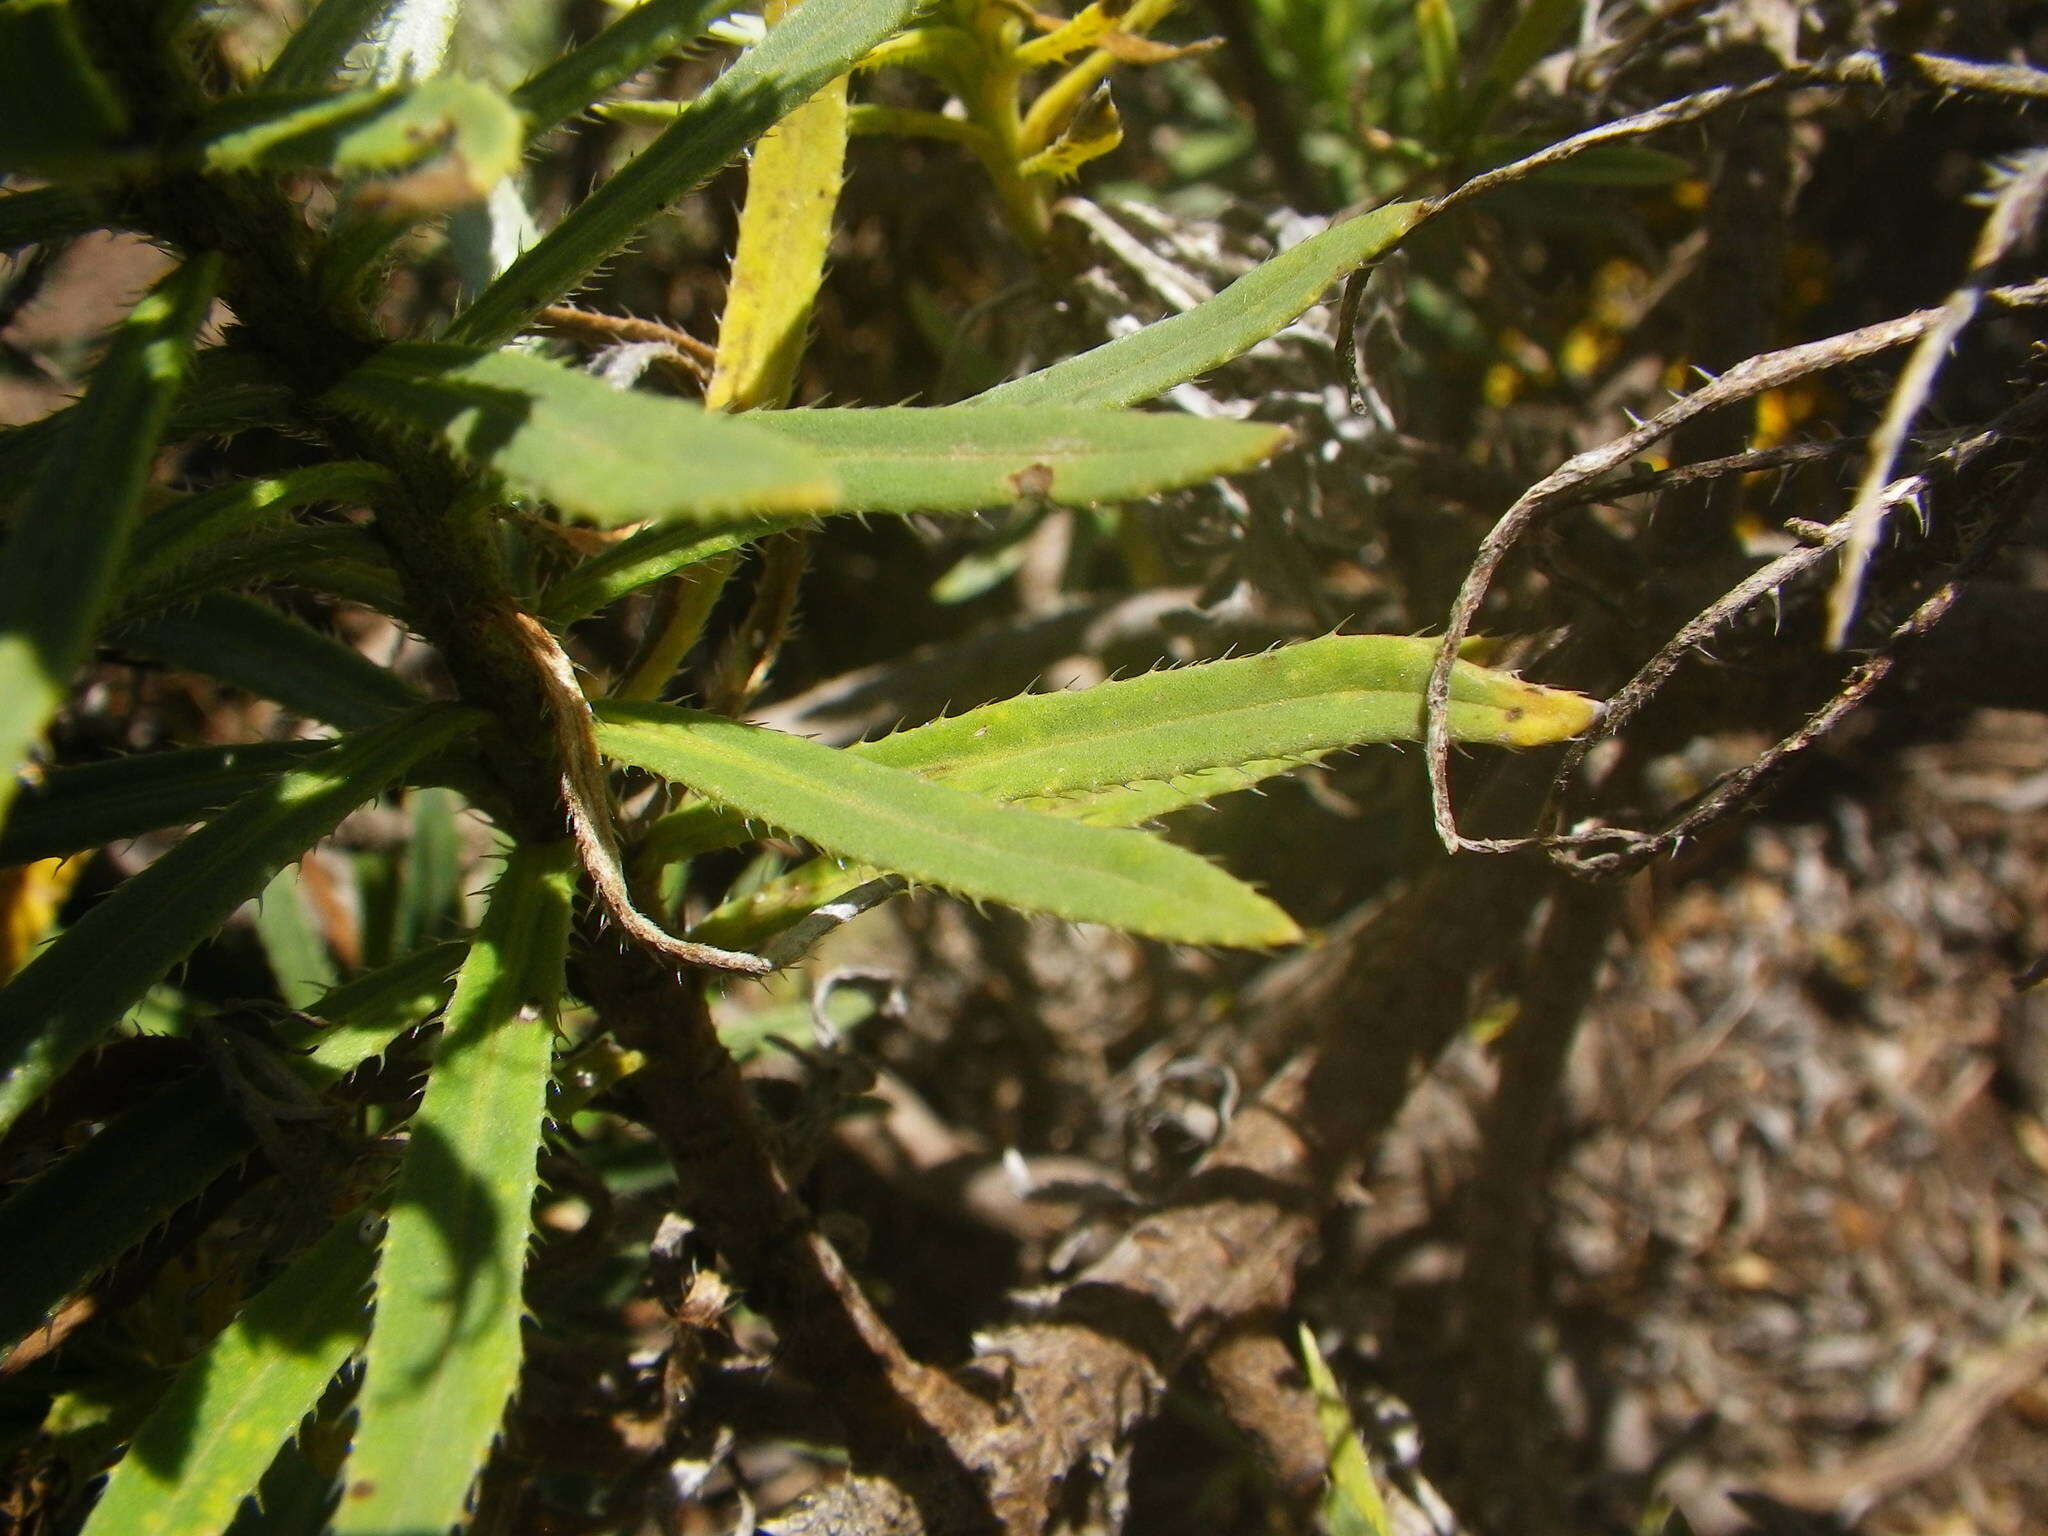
[288,938,466,1086]
[447,0,920,348]
[512,0,726,137]
[673,638,1599,949]
[324,343,839,524]
[539,518,787,624]
[972,200,1424,409]
[595,703,1302,948]
[81,1218,377,1536]
[854,634,1602,795]
[1299,1323,1393,1536]
[752,406,1289,512]
[188,77,524,211]
[255,865,339,1011]
[335,841,574,1536]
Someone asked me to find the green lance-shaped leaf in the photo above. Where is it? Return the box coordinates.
[80,1217,377,1536]
[0,0,131,177]
[512,0,727,138]
[0,256,219,828]
[324,343,839,524]
[681,642,1600,949]
[0,706,481,1135]
[1299,1323,1394,1536]
[0,741,322,865]
[118,594,426,730]
[289,937,467,1086]
[1009,759,1310,826]
[1415,0,1462,134]
[262,0,402,90]
[0,1072,253,1352]
[335,841,575,1536]
[637,634,1599,872]
[116,463,397,602]
[540,518,787,624]
[972,200,1425,410]
[854,634,1602,796]
[749,406,1290,512]
[135,526,413,622]
[705,0,850,415]
[447,0,920,349]
[594,703,1301,948]
[256,865,339,1010]
[186,77,524,212]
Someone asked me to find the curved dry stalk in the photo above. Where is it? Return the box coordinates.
[1420,281,2048,857]
[1825,147,2048,644]
[507,611,772,974]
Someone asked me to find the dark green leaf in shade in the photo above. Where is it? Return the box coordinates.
[0,707,481,1134]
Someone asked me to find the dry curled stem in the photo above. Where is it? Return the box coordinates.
[1421,281,2048,858]
[506,611,772,974]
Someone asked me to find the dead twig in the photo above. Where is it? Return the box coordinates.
[1422,281,2048,857]
[533,302,717,378]
[1826,148,2048,644]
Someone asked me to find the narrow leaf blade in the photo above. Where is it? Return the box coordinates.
[256,865,339,1010]
[511,0,725,138]
[447,0,919,348]
[323,343,838,523]
[82,1218,377,1536]
[335,841,575,1536]
[0,1074,252,1351]
[971,201,1425,409]
[0,0,131,176]
[118,594,426,730]
[187,78,523,211]
[289,938,467,1085]
[539,518,785,624]
[262,0,401,89]
[594,703,1301,948]
[751,406,1290,512]
[1299,1323,1394,1536]
[0,707,481,1133]
[853,635,1603,797]
[0,256,220,826]
[117,463,396,602]
[0,741,322,865]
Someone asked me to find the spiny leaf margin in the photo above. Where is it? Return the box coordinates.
[594,703,1302,948]
[333,841,575,1536]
